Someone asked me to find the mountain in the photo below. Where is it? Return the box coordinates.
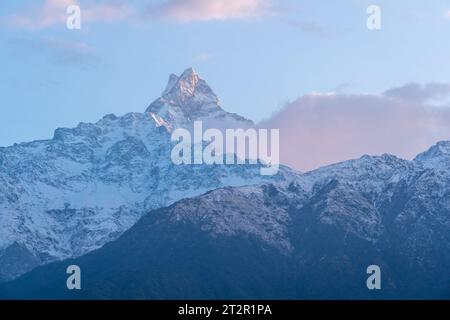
[1,68,449,299]
[414,141,450,170]
[146,68,253,130]
[2,146,449,299]
[0,68,290,282]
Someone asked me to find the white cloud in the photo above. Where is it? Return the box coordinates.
[259,83,450,172]
[148,0,276,23]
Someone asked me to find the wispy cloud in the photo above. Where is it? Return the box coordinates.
[444,10,450,19]
[384,82,450,103]
[194,52,213,62]
[5,0,133,30]
[9,37,101,68]
[333,82,355,93]
[259,83,450,171]
[147,0,276,23]
[283,19,331,38]
[5,0,72,29]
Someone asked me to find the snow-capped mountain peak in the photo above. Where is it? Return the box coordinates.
[147,68,219,121]
[414,141,450,170]
[162,68,216,103]
[146,68,253,130]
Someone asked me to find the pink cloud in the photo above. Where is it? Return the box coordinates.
[5,0,133,30]
[259,83,450,172]
[83,2,135,23]
[6,0,278,29]
[149,0,276,22]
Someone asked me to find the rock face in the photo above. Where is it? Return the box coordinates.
[1,148,449,299]
[0,68,287,281]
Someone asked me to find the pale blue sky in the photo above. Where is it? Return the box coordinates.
[1,0,450,146]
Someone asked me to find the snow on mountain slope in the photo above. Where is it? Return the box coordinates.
[292,149,450,244]
[0,68,290,281]
[414,141,450,170]
[3,149,449,299]
[1,67,449,291]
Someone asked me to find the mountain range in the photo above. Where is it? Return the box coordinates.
[0,68,289,282]
[0,69,449,299]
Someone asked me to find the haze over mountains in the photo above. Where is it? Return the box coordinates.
[0,69,449,299]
